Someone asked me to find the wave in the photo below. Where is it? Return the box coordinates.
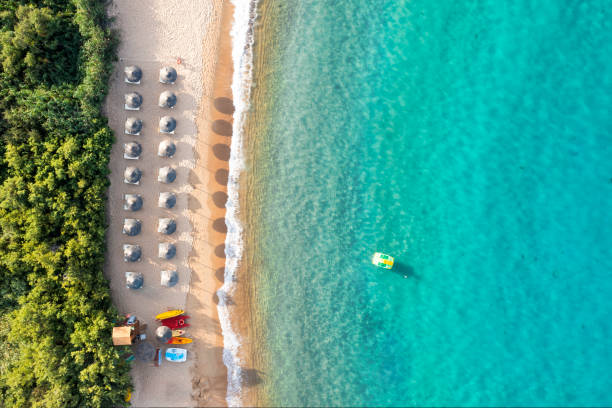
[217,0,259,406]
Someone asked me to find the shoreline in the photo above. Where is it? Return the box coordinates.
[188,0,235,405]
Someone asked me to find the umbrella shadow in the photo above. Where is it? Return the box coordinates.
[214,243,226,258]
[213,144,231,161]
[215,266,225,282]
[212,191,228,208]
[213,97,235,115]
[215,169,229,185]
[212,218,227,233]
[212,119,232,137]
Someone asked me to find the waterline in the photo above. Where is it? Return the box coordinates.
[216,0,259,406]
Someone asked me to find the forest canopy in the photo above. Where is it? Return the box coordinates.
[0,1,131,407]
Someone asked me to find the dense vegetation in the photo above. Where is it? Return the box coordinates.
[0,1,131,406]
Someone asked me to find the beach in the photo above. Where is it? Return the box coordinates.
[103,0,233,406]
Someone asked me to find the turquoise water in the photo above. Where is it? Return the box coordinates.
[248,0,612,405]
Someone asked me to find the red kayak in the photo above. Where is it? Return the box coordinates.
[161,315,190,329]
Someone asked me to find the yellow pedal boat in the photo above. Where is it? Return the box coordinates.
[155,309,185,320]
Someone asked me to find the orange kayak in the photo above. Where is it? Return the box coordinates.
[167,336,192,345]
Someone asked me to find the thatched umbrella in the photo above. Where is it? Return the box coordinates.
[159,66,177,84]
[158,192,176,209]
[157,140,176,158]
[158,166,176,184]
[125,271,143,289]
[156,325,172,343]
[124,166,142,184]
[125,117,143,135]
[125,92,143,110]
[158,91,177,108]
[123,244,142,262]
[124,142,142,159]
[158,218,176,235]
[124,194,143,211]
[133,341,155,361]
[122,218,142,236]
[124,65,142,84]
[158,242,176,259]
[159,116,176,133]
[161,270,179,287]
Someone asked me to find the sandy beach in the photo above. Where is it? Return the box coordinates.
[103,0,233,406]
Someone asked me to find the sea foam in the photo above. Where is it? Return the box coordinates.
[217,0,259,406]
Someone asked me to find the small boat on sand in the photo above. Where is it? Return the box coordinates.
[165,348,187,362]
[156,309,184,320]
[161,315,190,329]
[167,336,192,345]
[372,252,394,269]
[166,348,187,363]
[172,329,185,337]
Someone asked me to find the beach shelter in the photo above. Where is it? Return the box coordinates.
[124,194,143,211]
[123,218,142,236]
[125,92,143,110]
[158,166,176,184]
[125,117,143,135]
[124,142,142,160]
[156,325,172,343]
[123,244,142,262]
[158,192,176,209]
[159,116,176,133]
[125,271,144,289]
[112,326,134,345]
[124,166,142,185]
[159,66,177,84]
[161,269,179,287]
[158,140,176,158]
[134,341,155,361]
[124,65,142,84]
[158,91,177,108]
[158,242,176,259]
[158,218,177,235]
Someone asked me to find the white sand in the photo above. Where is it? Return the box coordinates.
[104,0,227,406]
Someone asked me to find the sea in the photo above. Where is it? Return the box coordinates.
[220,0,612,406]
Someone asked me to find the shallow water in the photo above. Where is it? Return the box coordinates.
[246,0,612,405]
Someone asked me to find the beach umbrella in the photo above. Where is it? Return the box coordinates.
[125,271,144,289]
[158,140,176,158]
[158,91,177,108]
[124,194,143,211]
[158,242,176,259]
[124,166,142,184]
[158,166,176,184]
[155,325,172,343]
[159,116,176,133]
[125,92,143,110]
[161,270,179,287]
[125,117,143,135]
[159,66,177,84]
[123,244,142,262]
[133,341,155,361]
[124,142,142,159]
[122,219,142,236]
[158,218,177,235]
[158,192,176,209]
[124,65,142,84]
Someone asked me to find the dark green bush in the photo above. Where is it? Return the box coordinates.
[0,1,131,407]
